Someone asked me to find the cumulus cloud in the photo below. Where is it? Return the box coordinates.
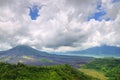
[0,0,120,52]
[101,0,120,20]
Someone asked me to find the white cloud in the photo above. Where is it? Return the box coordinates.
[101,0,120,20]
[0,0,120,52]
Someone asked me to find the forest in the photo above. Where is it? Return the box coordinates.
[0,62,97,80]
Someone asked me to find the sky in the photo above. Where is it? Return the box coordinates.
[0,0,120,52]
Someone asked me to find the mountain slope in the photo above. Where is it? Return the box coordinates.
[83,58,120,80]
[66,45,120,57]
[0,45,93,67]
[0,45,49,56]
[0,45,50,64]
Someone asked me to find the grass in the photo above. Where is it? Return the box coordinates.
[22,55,35,60]
[39,58,53,62]
[79,69,108,80]
[19,60,24,63]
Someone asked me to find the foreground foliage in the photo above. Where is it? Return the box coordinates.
[0,62,97,80]
[83,58,120,80]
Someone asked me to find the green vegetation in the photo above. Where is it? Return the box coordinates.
[18,60,24,63]
[79,69,107,80]
[22,55,35,60]
[39,58,53,62]
[0,62,98,80]
[82,58,120,80]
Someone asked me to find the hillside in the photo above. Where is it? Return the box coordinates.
[65,45,120,57]
[79,69,107,80]
[82,58,120,80]
[0,62,98,80]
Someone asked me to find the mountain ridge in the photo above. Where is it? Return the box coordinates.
[65,45,120,57]
[0,45,93,68]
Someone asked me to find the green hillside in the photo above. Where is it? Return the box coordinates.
[82,58,120,80]
[0,62,98,80]
[79,69,107,80]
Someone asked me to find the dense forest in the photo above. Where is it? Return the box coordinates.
[83,58,120,80]
[0,62,98,80]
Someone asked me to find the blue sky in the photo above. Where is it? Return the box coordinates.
[29,5,40,20]
[112,0,120,2]
[88,1,110,21]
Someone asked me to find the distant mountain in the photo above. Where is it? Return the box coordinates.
[0,45,93,68]
[66,45,120,58]
[0,45,49,56]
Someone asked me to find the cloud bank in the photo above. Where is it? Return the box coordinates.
[0,0,120,52]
